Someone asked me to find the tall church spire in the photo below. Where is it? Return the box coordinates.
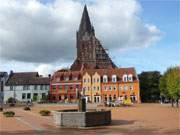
[78,5,94,36]
[71,4,117,71]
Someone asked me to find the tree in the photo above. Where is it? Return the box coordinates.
[138,71,161,103]
[159,66,180,107]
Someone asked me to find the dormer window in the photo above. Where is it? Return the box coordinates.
[112,75,117,82]
[128,74,133,82]
[123,74,128,82]
[103,75,108,83]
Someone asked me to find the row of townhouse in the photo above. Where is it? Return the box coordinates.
[50,68,140,103]
[1,71,50,103]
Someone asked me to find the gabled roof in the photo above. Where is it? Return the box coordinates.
[0,72,8,78]
[6,72,50,85]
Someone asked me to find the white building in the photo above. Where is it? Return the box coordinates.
[4,72,50,103]
[0,72,8,105]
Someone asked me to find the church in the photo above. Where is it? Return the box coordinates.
[71,5,116,70]
[50,5,140,103]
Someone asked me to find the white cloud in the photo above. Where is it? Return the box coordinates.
[0,0,162,62]
[34,64,54,76]
[0,0,163,75]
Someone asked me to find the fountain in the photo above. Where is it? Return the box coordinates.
[52,90,111,127]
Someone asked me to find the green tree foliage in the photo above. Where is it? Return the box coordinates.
[160,66,180,107]
[138,71,161,103]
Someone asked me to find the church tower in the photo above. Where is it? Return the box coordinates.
[70,5,117,71]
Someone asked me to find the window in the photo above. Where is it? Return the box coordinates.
[65,85,68,90]
[59,85,62,90]
[104,86,107,91]
[23,85,26,90]
[112,75,117,82]
[104,95,107,101]
[97,78,100,82]
[113,86,116,90]
[73,77,78,81]
[103,75,108,83]
[94,96,96,103]
[23,85,30,90]
[119,86,122,90]
[52,85,56,90]
[124,86,128,90]
[84,78,86,83]
[128,74,133,82]
[93,78,96,83]
[10,86,13,91]
[113,94,116,100]
[130,85,134,90]
[87,78,90,83]
[109,95,112,101]
[109,86,112,91]
[97,86,100,90]
[22,93,26,99]
[40,85,44,90]
[45,85,49,90]
[93,86,96,90]
[34,85,38,90]
[88,87,90,91]
[123,75,128,82]
[65,77,69,81]
[27,93,31,99]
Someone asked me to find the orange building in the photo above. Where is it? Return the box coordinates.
[100,68,140,103]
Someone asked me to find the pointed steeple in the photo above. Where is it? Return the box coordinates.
[79,5,93,35]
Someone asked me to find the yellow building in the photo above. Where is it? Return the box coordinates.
[91,72,101,103]
[82,72,92,102]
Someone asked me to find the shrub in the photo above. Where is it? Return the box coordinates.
[24,106,31,111]
[3,111,15,117]
[7,97,15,103]
[39,110,50,116]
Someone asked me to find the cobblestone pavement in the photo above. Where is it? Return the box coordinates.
[0,104,179,135]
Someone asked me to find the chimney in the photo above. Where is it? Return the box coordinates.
[48,74,51,78]
[10,70,13,75]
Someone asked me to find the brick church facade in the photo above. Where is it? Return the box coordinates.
[70,5,116,71]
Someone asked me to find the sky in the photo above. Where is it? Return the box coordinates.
[0,0,179,76]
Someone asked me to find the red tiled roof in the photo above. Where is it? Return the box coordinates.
[52,67,138,83]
